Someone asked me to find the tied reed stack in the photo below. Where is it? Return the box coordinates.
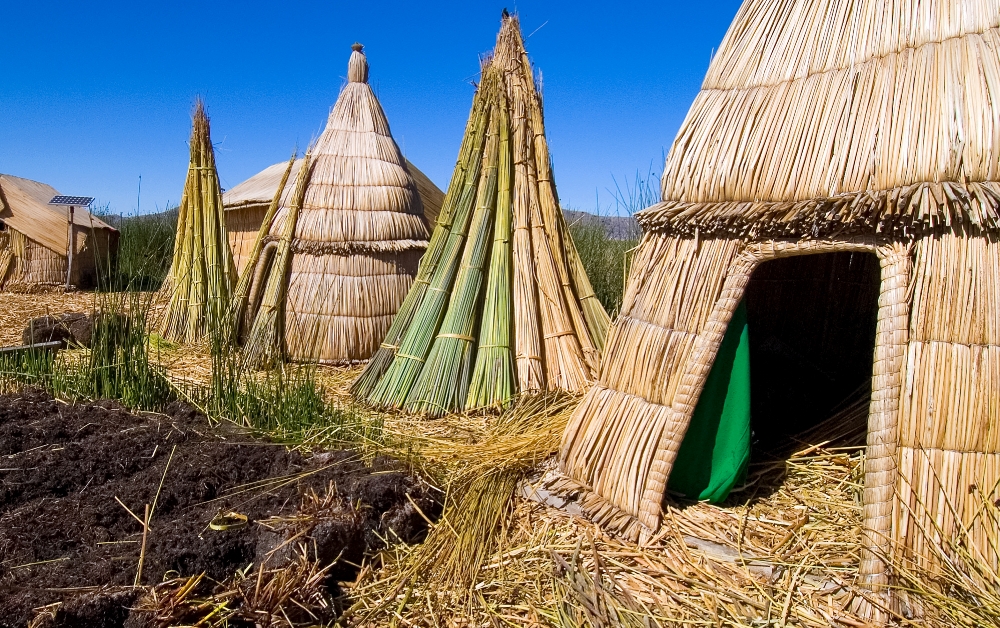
[160,101,236,344]
[351,14,610,416]
[553,1,1000,622]
[239,44,430,366]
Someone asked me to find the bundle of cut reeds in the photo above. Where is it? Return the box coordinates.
[160,100,236,344]
[352,13,609,416]
[242,150,313,369]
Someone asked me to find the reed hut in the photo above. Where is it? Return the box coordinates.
[351,14,610,416]
[554,0,1000,618]
[0,174,117,290]
[241,44,431,365]
[224,157,444,277]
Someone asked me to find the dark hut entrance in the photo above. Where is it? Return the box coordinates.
[744,252,881,454]
[667,250,881,503]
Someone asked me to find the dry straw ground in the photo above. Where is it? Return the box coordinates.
[3,295,996,626]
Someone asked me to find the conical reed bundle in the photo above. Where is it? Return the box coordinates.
[352,13,610,415]
[160,100,236,345]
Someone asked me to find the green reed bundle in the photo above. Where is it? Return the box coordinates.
[227,150,296,344]
[364,78,494,409]
[349,93,489,398]
[160,100,236,344]
[353,14,609,416]
[467,96,514,409]
[242,151,313,369]
[405,99,501,414]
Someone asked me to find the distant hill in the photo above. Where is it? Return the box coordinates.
[563,209,641,241]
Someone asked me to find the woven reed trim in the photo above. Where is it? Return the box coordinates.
[638,181,1000,239]
[855,245,912,623]
[261,237,429,255]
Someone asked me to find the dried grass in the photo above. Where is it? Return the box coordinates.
[0,291,97,346]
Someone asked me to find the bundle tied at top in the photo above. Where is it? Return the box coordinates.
[160,99,236,345]
[351,14,611,417]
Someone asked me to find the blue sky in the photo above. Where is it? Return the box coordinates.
[1,1,742,216]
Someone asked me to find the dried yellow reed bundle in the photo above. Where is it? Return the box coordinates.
[159,100,236,345]
[353,14,610,416]
[344,392,578,625]
[228,150,296,343]
[243,151,313,369]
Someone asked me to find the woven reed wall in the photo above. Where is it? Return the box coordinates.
[894,229,1000,572]
[10,232,66,286]
[227,205,268,276]
[0,226,116,290]
[559,236,744,536]
[557,237,901,542]
[282,250,422,364]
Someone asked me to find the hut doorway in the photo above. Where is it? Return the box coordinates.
[744,251,881,454]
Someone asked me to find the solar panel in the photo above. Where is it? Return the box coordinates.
[49,195,94,206]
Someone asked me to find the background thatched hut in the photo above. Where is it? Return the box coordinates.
[0,174,118,290]
[224,157,443,277]
[554,0,1000,619]
[240,44,433,365]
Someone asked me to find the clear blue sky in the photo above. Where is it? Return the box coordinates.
[1,1,742,216]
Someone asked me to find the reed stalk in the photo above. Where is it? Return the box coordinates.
[242,151,313,370]
[228,151,296,344]
[467,91,515,410]
[405,87,501,416]
[350,92,489,398]
[365,81,495,408]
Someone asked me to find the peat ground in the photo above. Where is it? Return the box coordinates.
[0,389,440,627]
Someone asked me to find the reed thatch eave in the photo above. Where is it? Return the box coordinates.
[638,179,1000,239]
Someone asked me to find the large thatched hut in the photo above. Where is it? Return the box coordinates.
[224,156,443,277]
[240,44,433,365]
[554,0,1000,619]
[0,174,117,290]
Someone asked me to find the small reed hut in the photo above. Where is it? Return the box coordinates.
[554,0,1000,620]
[241,44,431,365]
[224,157,444,278]
[351,14,610,416]
[0,174,117,290]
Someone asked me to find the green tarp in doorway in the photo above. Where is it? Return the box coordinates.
[667,301,751,503]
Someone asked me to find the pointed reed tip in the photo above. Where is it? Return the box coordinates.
[348,43,369,83]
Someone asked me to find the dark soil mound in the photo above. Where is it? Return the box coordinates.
[0,389,440,627]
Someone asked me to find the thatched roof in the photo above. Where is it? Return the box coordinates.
[260,44,429,255]
[224,156,444,226]
[640,1,1000,238]
[0,174,115,254]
